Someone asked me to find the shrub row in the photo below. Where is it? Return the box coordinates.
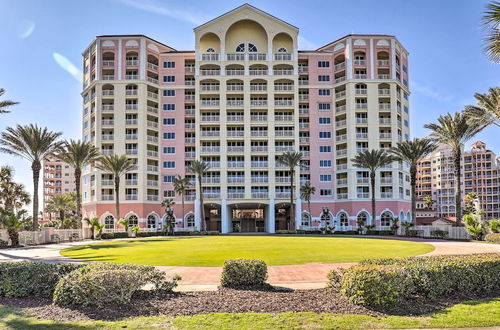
[485,233,500,243]
[220,259,268,288]
[0,262,82,297]
[174,230,220,236]
[100,232,130,239]
[329,254,500,309]
[53,263,180,307]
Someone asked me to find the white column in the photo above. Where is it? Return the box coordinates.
[221,199,229,233]
[268,199,275,233]
[346,38,353,80]
[194,199,201,231]
[390,39,396,79]
[295,198,302,229]
[369,39,375,80]
[95,41,101,80]
[139,38,146,80]
[118,39,122,80]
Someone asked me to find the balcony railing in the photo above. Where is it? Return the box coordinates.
[251,146,268,152]
[275,192,291,198]
[227,115,244,121]
[273,69,293,75]
[125,74,138,80]
[275,115,293,121]
[102,90,114,96]
[334,62,345,71]
[357,178,369,184]
[226,69,245,76]
[354,60,366,65]
[228,177,245,183]
[125,149,138,155]
[201,147,220,153]
[378,60,390,66]
[249,69,268,75]
[102,60,114,67]
[380,133,392,139]
[101,180,113,186]
[126,60,138,66]
[251,161,268,168]
[125,179,138,185]
[147,62,158,71]
[250,100,267,106]
[357,193,369,198]
[378,74,390,79]
[252,192,268,198]
[379,103,391,110]
[335,76,346,83]
[227,146,244,152]
[226,53,245,61]
[228,161,245,168]
[378,89,390,95]
[200,69,220,76]
[201,116,220,122]
[251,177,268,183]
[201,53,219,61]
[274,53,292,61]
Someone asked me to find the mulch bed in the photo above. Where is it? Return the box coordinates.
[1,287,498,322]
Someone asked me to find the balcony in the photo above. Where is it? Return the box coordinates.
[147,165,158,172]
[356,118,368,124]
[357,178,369,184]
[378,74,390,79]
[335,76,346,83]
[202,177,221,184]
[102,75,115,80]
[249,53,267,61]
[226,53,245,61]
[299,137,309,143]
[201,131,220,137]
[337,164,348,171]
[125,149,138,155]
[125,134,138,140]
[335,91,346,98]
[378,60,390,66]
[228,177,245,184]
[227,115,244,121]
[299,123,309,129]
[355,104,368,109]
[147,106,158,114]
[251,100,267,106]
[335,135,347,142]
[147,77,158,84]
[147,150,158,157]
[276,177,291,183]
[126,90,138,96]
[201,84,220,91]
[378,88,390,95]
[227,131,244,137]
[226,69,245,76]
[147,180,158,187]
[125,74,138,80]
[200,69,220,76]
[185,151,195,158]
[251,131,268,137]
[102,119,114,126]
[250,84,267,91]
[380,177,393,184]
[101,134,114,141]
[227,100,244,107]
[251,177,268,183]
[298,66,308,73]
[298,79,309,86]
[354,74,367,79]
[336,105,346,114]
[274,53,292,61]
[185,137,195,144]
[251,115,267,121]
[228,193,245,199]
[275,192,291,198]
[147,121,158,128]
[203,193,221,199]
[356,148,368,153]
[381,192,393,198]
[201,116,220,122]
[357,193,369,198]
[126,60,138,66]
[379,103,391,110]
[147,136,158,143]
[102,60,114,67]
[249,69,268,75]
[227,146,244,152]
[334,62,345,71]
[275,100,294,106]
[125,194,138,201]
[251,146,268,152]
[336,149,347,157]
[147,195,159,201]
[379,133,392,139]
[201,53,220,61]
[102,194,114,201]
[336,120,347,128]
[252,192,268,198]
[102,105,114,111]
[102,149,114,155]
[251,161,268,168]
[147,62,158,71]
[337,193,348,199]
[273,69,293,75]
[201,100,220,107]
[228,161,245,168]
[299,108,309,115]
[356,133,368,139]
[101,180,113,186]
[201,147,220,153]
[275,115,293,122]
[205,161,220,168]
[275,131,294,137]
[125,179,138,185]
[379,118,391,124]
[337,178,348,185]
[147,92,158,99]
[355,88,367,95]
[102,90,114,96]
[125,104,138,110]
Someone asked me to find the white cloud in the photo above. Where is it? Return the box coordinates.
[53,53,82,82]
[298,36,317,50]
[17,20,35,39]
[410,80,453,102]
[117,0,206,25]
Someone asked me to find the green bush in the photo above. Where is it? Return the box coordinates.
[100,232,130,239]
[0,262,82,297]
[220,259,268,288]
[431,229,448,239]
[485,233,500,243]
[198,231,220,235]
[333,254,500,309]
[0,239,8,247]
[53,263,180,307]
[136,232,161,237]
[487,219,500,233]
[100,233,114,239]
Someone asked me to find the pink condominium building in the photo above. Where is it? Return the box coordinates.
[80,4,411,233]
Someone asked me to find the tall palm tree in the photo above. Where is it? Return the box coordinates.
[0,166,30,211]
[482,1,500,62]
[173,175,192,224]
[390,138,437,224]
[0,88,18,114]
[277,151,303,230]
[56,139,101,222]
[425,112,482,225]
[300,181,316,216]
[187,160,210,231]
[45,193,75,220]
[95,155,136,220]
[464,87,500,131]
[161,198,176,235]
[0,124,62,229]
[351,149,394,226]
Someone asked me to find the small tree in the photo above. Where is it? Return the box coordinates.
[117,218,130,234]
[84,217,100,239]
[161,198,176,235]
[277,151,303,230]
[300,181,316,216]
[187,160,210,231]
[423,195,435,210]
[0,208,28,246]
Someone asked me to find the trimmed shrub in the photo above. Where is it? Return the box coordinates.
[100,233,114,239]
[113,232,129,239]
[220,259,268,288]
[0,239,8,247]
[332,254,500,309]
[53,263,180,307]
[0,262,82,298]
[198,231,220,236]
[136,232,161,237]
[485,233,500,243]
[431,229,448,239]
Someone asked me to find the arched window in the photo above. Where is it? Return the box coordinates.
[321,212,332,225]
[128,215,138,227]
[147,215,156,229]
[338,212,348,227]
[206,48,215,53]
[277,47,287,53]
[185,214,195,228]
[236,43,245,52]
[301,212,311,227]
[104,215,114,229]
[381,212,393,227]
[248,43,258,52]
[357,212,368,225]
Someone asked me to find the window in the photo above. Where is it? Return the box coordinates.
[147,215,156,229]
[163,161,176,168]
[163,118,175,125]
[128,215,138,227]
[163,75,175,82]
[402,64,407,73]
[236,43,245,52]
[320,189,332,196]
[404,106,408,113]
[403,92,409,100]
[319,132,331,139]
[319,117,331,124]
[318,75,330,82]
[206,48,215,53]
[301,212,311,226]
[318,103,331,110]
[163,132,175,139]
[338,212,348,226]
[320,146,332,153]
[163,190,175,197]
[277,47,287,53]
[163,90,176,97]
[404,119,409,127]
[320,174,332,182]
[104,215,114,229]
[357,212,368,225]
[248,43,258,52]
[163,104,175,111]
[83,121,88,129]
[163,61,175,68]
[163,175,175,183]
[163,147,176,154]
[318,89,331,96]
[381,211,393,227]
[318,61,330,68]
[185,214,195,228]
[320,160,332,167]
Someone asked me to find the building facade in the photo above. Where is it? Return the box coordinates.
[416,141,500,221]
[42,156,76,220]
[80,4,412,233]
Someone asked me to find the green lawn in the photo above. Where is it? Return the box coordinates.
[60,235,434,266]
[1,297,499,329]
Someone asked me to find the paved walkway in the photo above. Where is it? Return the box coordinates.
[0,237,498,291]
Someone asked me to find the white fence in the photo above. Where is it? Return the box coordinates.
[410,226,470,240]
[0,228,90,246]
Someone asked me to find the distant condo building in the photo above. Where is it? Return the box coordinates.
[78,4,412,233]
[42,156,76,220]
[416,141,500,222]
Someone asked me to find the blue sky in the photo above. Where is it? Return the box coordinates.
[0,0,499,200]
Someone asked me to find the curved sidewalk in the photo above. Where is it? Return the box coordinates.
[0,238,498,291]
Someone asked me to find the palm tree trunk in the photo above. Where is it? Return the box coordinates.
[59,209,64,221]
[181,194,185,227]
[198,177,204,231]
[370,171,376,227]
[290,168,295,230]
[114,177,120,220]
[31,161,41,231]
[410,165,417,224]
[454,149,462,226]
[75,168,82,221]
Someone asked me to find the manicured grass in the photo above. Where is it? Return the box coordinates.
[0,297,499,329]
[60,235,434,266]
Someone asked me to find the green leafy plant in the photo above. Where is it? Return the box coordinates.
[402,222,414,236]
[220,259,268,288]
[132,225,140,236]
[484,233,500,243]
[117,218,129,233]
[430,229,448,239]
[463,213,487,240]
[487,219,500,233]
[390,217,399,235]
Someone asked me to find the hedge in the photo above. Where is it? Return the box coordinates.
[329,254,500,309]
[485,233,500,243]
[220,259,268,288]
[0,262,82,297]
[53,263,180,307]
[100,232,129,239]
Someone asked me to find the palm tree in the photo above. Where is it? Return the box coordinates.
[390,138,437,224]
[351,149,394,226]
[173,175,192,224]
[423,195,435,210]
[84,217,100,239]
[0,208,28,246]
[300,181,316,216]
[0,166,30,211]
[482,1,500,62]
[95,155,136,220]
[464,87,500,132]
[0,124,62,229]
[161,198,176,235]
[56,139,101,222]
[277,151,303,230]
[0,88,18,114]
[425,112,482,225]
[45,193,75,221]
[187,160,210,231]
